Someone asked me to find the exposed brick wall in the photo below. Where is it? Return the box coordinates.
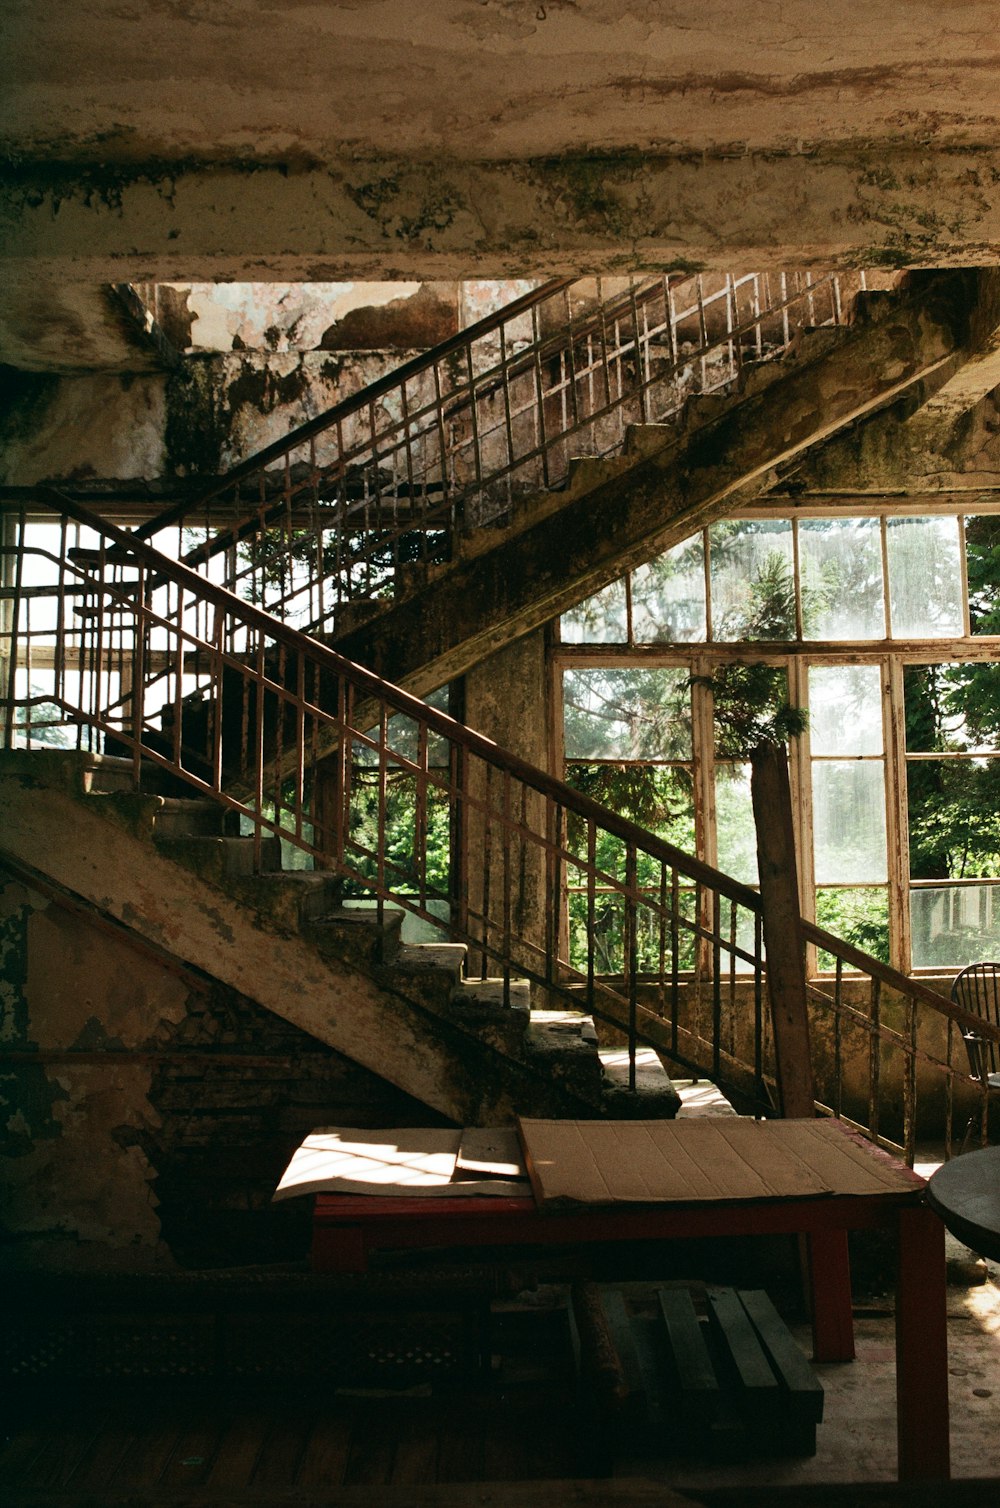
[0,869,447,1272]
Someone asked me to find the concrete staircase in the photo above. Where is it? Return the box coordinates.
[325,275,968,701]
[0,749,681,1126]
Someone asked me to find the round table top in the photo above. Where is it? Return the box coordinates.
[926,1146,1000,1262]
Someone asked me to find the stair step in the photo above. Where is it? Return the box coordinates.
[221,876,359,941]
[599,1047,682,1120]
[449,977,532,1052]
[154,834,282,881]
[303,905,404,968]
[673,1080,740,1118]
[523,1010,603,1101]
[150,797,238,839]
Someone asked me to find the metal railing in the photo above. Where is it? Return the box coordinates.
[4,489,994,1157]
[133,270,880,643]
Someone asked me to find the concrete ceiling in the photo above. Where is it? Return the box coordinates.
[4,2,1000,164]
[3,3,1000,372]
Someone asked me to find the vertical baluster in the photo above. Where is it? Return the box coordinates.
[530,302,551,488]
[625,846,638,1091]
[903,994,917,1167]
[367,397,381,598]
[416,721,429,913]
[834,958,844,1121]
[466,339,484,495]
[547,798,564,990]
[253,633,266,874]
[131,563,146,789]
[376,704,389,928]
[211,608,224,793]
[431,357,452,513]
[696,274,709,391]
[725,272,736,381]
[93,537,106,750]
[501,769,512,1006]
[627,284,649,424]
[665,276,678,368]
[4,509,25,747]
[587,819,597,1015]
[754,909,764,1106]
[657,862,667,1018]
[273,645,287,853]
[499,323,516,510]
[334,418,346,609]
[400,378,419,559]
[712,889,722,1081]
[449,738,468,953]
[868,976,882,1144]
[294,646,306,844]
[564,294,581,435]
[727,899,738,1061]
[54,514,67,732]
[671,868,680,1056]
[480,761,493,980]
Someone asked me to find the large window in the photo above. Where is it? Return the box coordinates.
[557,508,1000,974]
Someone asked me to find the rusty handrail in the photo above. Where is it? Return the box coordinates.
[135,270,869,645]
[7,479,989,1155]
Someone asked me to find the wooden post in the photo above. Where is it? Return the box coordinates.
[750,741,815,1118]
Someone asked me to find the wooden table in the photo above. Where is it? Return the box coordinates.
[927,1145,1000,1262]
[311,1119,949,1482]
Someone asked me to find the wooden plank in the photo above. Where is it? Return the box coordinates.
[251,1410,314,1486]
[598,1290,646,1403]
[389,1407,440,1485]
[737,1289,824,1422]
[342,1401,397,1486]
[203,1407,270,1489]
[705,1288,779,1406]
[11,1403,112,1489]
[657,1288,721,1417]
[294,1408,353,1489]
[109,1412,192,1491]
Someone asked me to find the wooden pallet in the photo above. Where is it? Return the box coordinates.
[571,1283,824,1463]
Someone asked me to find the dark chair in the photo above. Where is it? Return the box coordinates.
[950,962,1000,1091]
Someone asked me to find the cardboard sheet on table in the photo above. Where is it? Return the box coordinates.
[516,1116,923,1209]
[273,1125,528,1201]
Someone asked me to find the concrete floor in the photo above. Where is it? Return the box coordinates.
[623,1151,1000,1489]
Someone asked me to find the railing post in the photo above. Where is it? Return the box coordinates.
[750,741,815,1118]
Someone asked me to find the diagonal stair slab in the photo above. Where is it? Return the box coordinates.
[0,752,622,1126]
[333,274,969,700]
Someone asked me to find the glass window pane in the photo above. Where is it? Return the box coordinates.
[562,668,691,759]
[910,884,1000,969]
[812,760,887,883]
[907,757,1000,880]
[815,887,890,966]
[565,764,695,855]
[798,517,885,639]
[965,515,1000,636]
[709,519,795,640]
[886,516,962,637]
[561,577,628,643]
[715,763,758,886]
[809,665,883,755]
[904,662,1000,755]
[711,664,791,758]
[631,535,706,642]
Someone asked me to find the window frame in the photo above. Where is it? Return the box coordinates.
[553,500,1000,978]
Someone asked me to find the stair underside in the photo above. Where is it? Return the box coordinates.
[0,751,684,1124]
[330,284,964,705]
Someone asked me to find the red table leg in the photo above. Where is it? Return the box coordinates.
[807,1228,856,1361]
[896,1204,950,1481]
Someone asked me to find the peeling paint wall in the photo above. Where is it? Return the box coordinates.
[148,281,462,355]
[0,870,442,1272]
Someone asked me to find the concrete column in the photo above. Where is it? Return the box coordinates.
[461,627,551,976]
